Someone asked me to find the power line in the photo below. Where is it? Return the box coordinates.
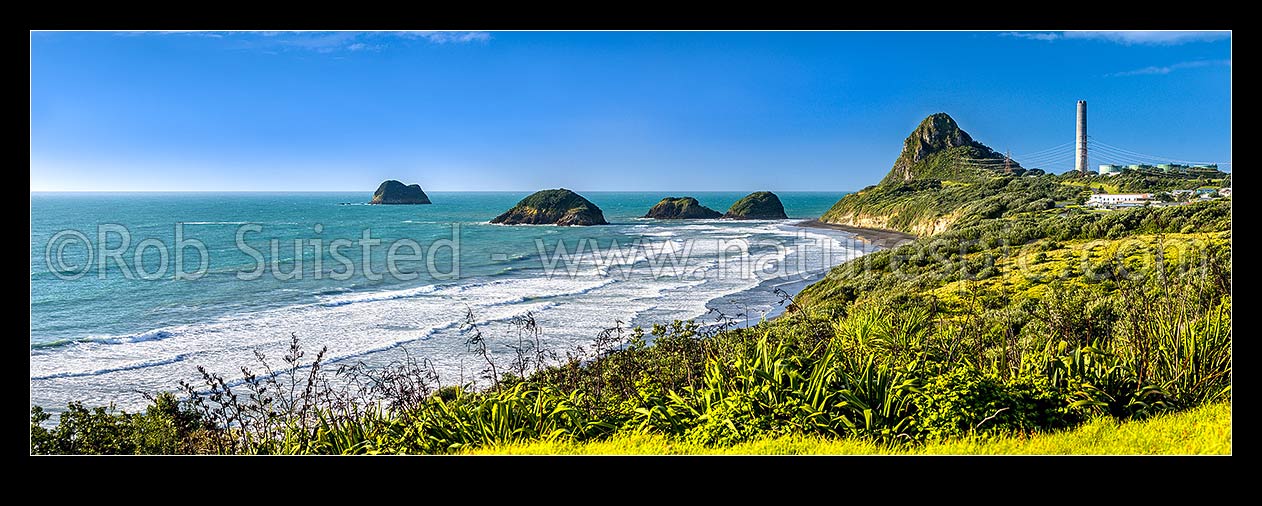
[1017,152,1076,165]
[1013,146,1077,164]
[1016,154,1076,168]
[1090,145,1177,165]
[1088,146,1226,175]
[1089,143,1180,165]
[1089,144,1160,163]
[1088,137,1227,166]
[948,136,1225,177]
[965,149,1077,166]
[1013,140,1077,159]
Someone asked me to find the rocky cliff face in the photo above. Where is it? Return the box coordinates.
[491,189,608,226]
[370,180,432,204]
[879,113,1014,185]
[724,192,788,220]
[644,197,722,219]
[821,207,962,237]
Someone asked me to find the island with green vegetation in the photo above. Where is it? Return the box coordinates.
[644,197,723,219]
[490,188,608,226]
[30,114,1230,455]
[724,191,788,220]
[369,179,431,205]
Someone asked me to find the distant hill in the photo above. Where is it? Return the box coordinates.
[821,113,1075,235]
[880,113,1016,186]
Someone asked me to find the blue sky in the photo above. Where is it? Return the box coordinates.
[30,31,1231,192]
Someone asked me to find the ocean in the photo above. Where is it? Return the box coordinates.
[30,191,874,411]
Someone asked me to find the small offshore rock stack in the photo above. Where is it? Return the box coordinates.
[724,191,788,220]
[643,197,722,219]
[370,180,431,204]
[491,188,608,226]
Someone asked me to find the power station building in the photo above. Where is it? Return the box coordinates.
[1097,162,1220,176]
[1086,193,1153,208]
[1098,164,1123,176]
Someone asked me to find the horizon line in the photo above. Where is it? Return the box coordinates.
[28,189,863,193]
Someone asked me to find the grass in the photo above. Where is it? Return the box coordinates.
[1061,179,1121,194]
[930,231,1230,300]
[462,401,1231,455]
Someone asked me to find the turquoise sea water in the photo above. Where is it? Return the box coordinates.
[31,191,873,410]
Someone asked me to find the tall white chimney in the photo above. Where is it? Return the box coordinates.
[1076,100,1088,174]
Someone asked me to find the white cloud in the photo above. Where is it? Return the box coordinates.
[1001,31,1060,41]
[260,31,491,51]
[1003,30,1229,45]
[399,31,493,44]
[1064,31,1229,45]
[1108,59,1231,77]
[268,32,361,53]
[117,30,224,38]
[127,31,491,53]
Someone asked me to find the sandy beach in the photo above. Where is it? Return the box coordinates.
[793,219,917,248]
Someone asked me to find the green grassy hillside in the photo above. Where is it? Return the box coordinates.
[820,176,1084,236]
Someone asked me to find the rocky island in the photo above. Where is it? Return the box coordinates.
[491,188,608,226]
[723,191,788,220]
[370,180,431,205]
[643,197,722,219]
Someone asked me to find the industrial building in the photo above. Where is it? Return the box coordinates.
[1097,162,1220,176]
[1098,164,1123,176]
[1154,163,1219,173]
[1086,193,1153,208]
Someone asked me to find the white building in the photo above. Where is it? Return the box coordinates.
[1086,193,1152,208]
[1219,187,1232,197]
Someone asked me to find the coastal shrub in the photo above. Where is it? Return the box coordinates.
[30,393,206,455]
[911,368,1067,440]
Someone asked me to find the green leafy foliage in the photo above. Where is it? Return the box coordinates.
[30,393,208,455]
